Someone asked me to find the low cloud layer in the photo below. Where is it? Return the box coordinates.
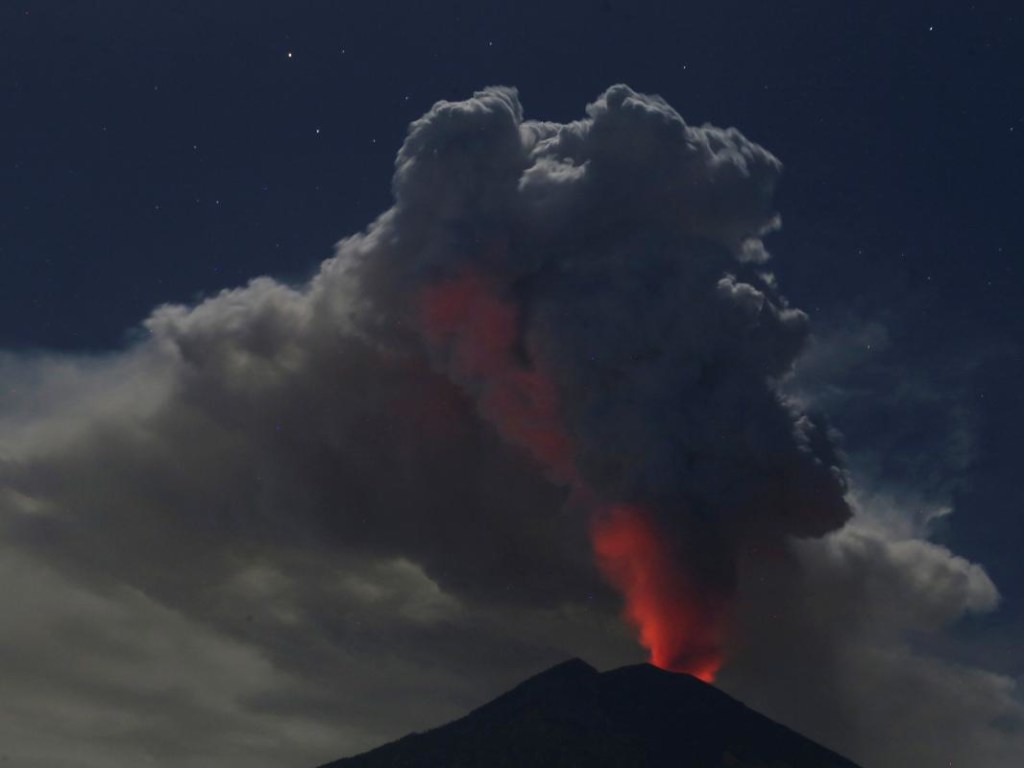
[1,85,1020,767]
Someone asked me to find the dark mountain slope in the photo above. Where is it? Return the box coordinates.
[318,658,860,768]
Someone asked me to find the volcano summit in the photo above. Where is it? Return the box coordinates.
[319,659,860,768]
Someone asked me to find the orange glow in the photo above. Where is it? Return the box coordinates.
[419,274,726,680]
[419,272,574,481]
[591,504,724,682]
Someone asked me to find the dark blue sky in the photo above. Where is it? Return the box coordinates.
[5,2,1019,346]
[4,5,1024,765]
[3,0,1022,669]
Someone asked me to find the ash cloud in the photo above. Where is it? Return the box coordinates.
[0,85,1020,767]
[354,84,850,625]
[723,517,1021,767]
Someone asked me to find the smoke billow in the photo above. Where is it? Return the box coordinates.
[347,84,849,677]
[1,85,1019,767]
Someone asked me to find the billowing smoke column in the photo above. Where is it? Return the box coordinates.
[356,85,851,679]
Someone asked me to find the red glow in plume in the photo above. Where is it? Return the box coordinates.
[591,504,724,682]
[419,272,574,481]
[419,273,724,681]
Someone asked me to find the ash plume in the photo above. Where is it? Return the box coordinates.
[349,84,850,676]
[0,85,1019,768]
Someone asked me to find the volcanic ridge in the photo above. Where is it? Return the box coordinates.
[318,658,861,767]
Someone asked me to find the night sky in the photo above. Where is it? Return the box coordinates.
[2,2,1023,767]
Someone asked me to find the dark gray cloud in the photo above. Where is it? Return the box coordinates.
[0,85,1020,767]
[722,520,1021,767]
[349,86,850,657]
[0,544,351,768]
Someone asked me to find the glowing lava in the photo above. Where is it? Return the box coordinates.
[419,273,725,680]
[591,504,724,682]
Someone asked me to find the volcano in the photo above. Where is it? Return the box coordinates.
[317,659,860,767]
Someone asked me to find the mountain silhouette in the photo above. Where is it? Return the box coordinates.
[318,658,860,767]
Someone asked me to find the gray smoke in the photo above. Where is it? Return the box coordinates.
[0,85,1019,768]
[350,84,850,611]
